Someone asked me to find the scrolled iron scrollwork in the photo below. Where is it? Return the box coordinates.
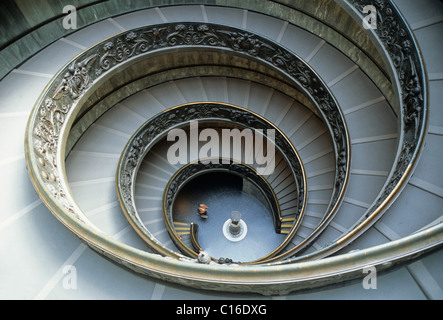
[117,103,306,238]
[25,20,357,292]
[28,23,349,233]
[115,102,308,260]
[20,0,438,294]
[272,0,429,263]
[349,0,426,215]
[348,0,426,143]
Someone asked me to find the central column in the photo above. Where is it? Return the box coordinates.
[229,211,242,235]
[223,210,248,242]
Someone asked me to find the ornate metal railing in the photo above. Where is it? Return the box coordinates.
[271,0,432,263]
[116,102,306,259]
[26,22,350,241]
[27,17,433,294]
[162,157,282,260]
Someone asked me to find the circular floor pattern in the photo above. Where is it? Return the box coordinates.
[222,218,248,242]
[172,173,286,262]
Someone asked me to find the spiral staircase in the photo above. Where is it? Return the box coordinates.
[1,0,442,299]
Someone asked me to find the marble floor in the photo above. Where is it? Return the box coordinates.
[172,172,287,262]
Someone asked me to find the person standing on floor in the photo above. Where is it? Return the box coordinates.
[198,203,208,219]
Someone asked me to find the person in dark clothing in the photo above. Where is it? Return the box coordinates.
[198,203,208,219]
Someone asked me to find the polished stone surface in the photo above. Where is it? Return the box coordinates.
[172,172,286,262]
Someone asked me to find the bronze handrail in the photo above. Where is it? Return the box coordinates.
[190,222,201,253]
[24,13,436,294]
[162,156,283,260]
[115,102,306,260]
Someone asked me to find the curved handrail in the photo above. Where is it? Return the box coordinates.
[256,0,431,265]
[1,0,392,110]
[24,21,363,293]
[190,222,201,253]
[272,0,431,263]
[116,102,307,261]
[162,156,282,259]
[21,5,438,293]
